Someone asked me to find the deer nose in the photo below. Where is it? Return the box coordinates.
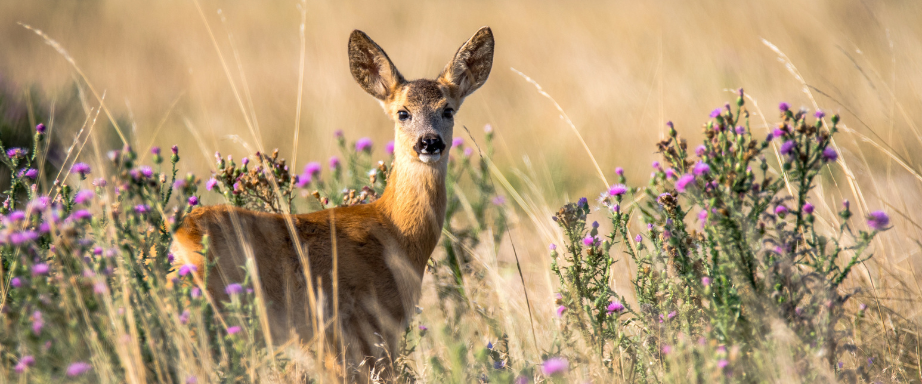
[413,134,446,155]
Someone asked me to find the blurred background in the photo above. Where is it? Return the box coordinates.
[2,0,921,325]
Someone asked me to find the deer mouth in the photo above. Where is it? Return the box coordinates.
[413,134,446,164]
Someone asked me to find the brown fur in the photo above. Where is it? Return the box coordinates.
[171,27,494,379]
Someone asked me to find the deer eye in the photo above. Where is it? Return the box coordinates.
[442,108,455,119]
[397,110,410,121]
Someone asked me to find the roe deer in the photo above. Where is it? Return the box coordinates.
[170,27,494,377]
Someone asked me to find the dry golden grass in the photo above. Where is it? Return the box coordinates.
[2,0,922,381]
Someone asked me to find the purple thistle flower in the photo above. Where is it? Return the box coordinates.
[179,310,191,325]
[22,168,38,179]
[695,145,706,157]
[355,137,373,153]
[6,148,27,158]
[66,361,92,377]
[607,301,625,314]
[803,202,814,214]
[170,145,178,155]
[667,311,677,320]
[9,210,25,222]
[773,128,786,138]
[867,211,890,231]
[225,283,244,295]
[464,147,473,157]
[676,174,696,193]
[329,156,340,170]
[717,359,729,369]
[780,140,796,155]
[542,357,568,376]
[549,243,557,251]
[483,124,493,134]
[301,162,320,178]
[822,147,838,162]
[859,303,867,311]
[93,282,106,294]
[652,161,661,170]
[735,126,746,135]
[577,197,588,207]
[205,178,218,191]
[693,162,711,176]
[134,204,150,215]
[241,157,250,166]
[452,137,464,148]
[815,110,826,119]
[36,123,46,133]
[151,146,161,155]
[187,196,199,206]
[661,344,672,354]
[582,235,595,247]
[608,184,627,196]
[173,180,188,190]
[843,199,850,210]
[492,196,506,205]
[665,168,676,179]
[139,166,153,178]
[74,190,95,204]
[191,287,202,299]
[385,141,395,155]
[635,234,642,243]
[556,305,567,318]
[779,102,790,112]
[93,178,107,187]
[32,311,43,335]
[71,210,92,221]
[615,167,624,176]
[227,326,242,335]
[32,263,50,276]
[709,108,722,118]
[418,324,428,331]
[775,205,788,215]
[186,376,198,384]
[178,264,198,276]
[72,162,91,176]
[702,276,711,286]
[334,129,343,138]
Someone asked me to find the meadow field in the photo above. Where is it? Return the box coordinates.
[1,0,922,382]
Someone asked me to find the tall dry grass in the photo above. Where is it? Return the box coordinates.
[1,0,922,382]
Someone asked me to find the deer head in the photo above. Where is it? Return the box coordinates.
[348,27,494,165]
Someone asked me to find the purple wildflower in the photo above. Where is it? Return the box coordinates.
[773,128,786,138]
[36,123,46,133]
[859,303,867,311]
[779,102,790,112]
[418,324,428,331]
[11,277,22,288]
[803,203,814,214]
[608,184,627,196]
[661,344,672,354]
[702,276,711,286]
[329,156,340,170]
[698,209,708,222]
[178,264,198,276]
[151,147,161,155]
[717,359,729,369]
[227,326,242,335]
[780,140,795,155]
[464,147,473,157]
[607,301,625,314]
[452,137,464,148]
[66,362,92,377]
[582,235,596,247]
[693,162,710,176]
[191,287,202,299]
[695,145,706,157]
[32,311,43,335]
[32,263,50,276]
[709,108,721,118]
[74,190,95,204]
[676,174,696,193]
[615,167,624,176]
[556,305,567,318]
[822,147,838,162]
[385,141,395,155]
[492,196,506,205]
[549,243,557,251]
[188,196,199,206]
[334,130,343,138]
[665,168,676,179]
[815,110,825,119]
[71,209,92,221]
[205,178,218,191]
[355,137,373,153]
[179,310,191,325]
[304,162,322,177]
[171,145,179,155]
[296,174,311,188]
[867,211,890,231]
[635,234,642,243]
[72,162,91,176]
[577,197,588,207]
[6,148,27,158]
[186,376,198,384]
[766,133,774,142]
[139,166,153,178]
[134,204,150,215]
[735,126,746,135]
[775,205,788,215]
[22,168,38,179]
[542,357,568,376]
[652,161,661,170]
[225,283,244,295]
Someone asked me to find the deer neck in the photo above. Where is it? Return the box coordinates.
[375,145,448,271]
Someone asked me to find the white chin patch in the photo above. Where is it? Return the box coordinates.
[418,153,441,164]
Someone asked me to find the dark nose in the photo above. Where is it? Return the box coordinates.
[413,134,446,155]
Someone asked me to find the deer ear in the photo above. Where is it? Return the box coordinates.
[439,27,494,100]
[349,30,405,100]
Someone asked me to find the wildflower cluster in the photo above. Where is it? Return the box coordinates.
[551,91,888,381]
